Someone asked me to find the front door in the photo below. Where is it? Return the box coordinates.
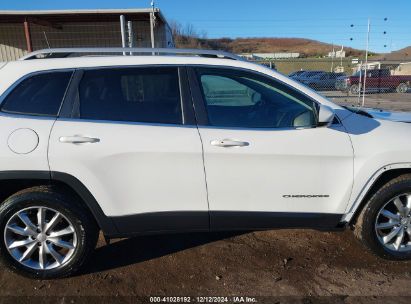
[189,67,354,230]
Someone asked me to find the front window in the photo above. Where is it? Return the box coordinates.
[196,68,316,128]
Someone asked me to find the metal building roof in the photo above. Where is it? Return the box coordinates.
[0,8,168,24]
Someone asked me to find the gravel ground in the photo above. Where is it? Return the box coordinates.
[323,91,411,112]
[0,92,410,303]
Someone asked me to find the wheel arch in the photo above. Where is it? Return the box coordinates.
[0,171,116,235]
[344,164,411,225]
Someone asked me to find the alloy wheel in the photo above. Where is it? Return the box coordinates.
[375,194,411,252]
[397,83,408,93]
[4,206,77,270]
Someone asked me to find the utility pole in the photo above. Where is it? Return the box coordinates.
[358,60,363,106]
[120,15,127,55]
[128,21,134,55]
[150,0,156,50]
[362,18,370,107]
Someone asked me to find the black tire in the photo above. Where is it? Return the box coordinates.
[349,84,360,95]
[353,174,411,260]
[0,186,99,279]
[396,83,409,94]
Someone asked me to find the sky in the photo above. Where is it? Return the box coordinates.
[1,0,410,53]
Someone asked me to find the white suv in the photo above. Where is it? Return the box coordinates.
[0,48,410,279]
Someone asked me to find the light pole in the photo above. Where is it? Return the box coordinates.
[150,0,156,51]
[361,18,370,107]
[350,18,388,107]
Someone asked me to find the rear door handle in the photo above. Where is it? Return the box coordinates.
[211,139,250,148]
[59,136,100,144]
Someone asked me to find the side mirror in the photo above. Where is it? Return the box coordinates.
[317,104,335,126]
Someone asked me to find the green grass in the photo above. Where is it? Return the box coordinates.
[258,58,356,75]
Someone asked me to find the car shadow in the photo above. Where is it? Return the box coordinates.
[80,231,247,275]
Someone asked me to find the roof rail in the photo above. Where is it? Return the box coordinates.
[20,47,245,61]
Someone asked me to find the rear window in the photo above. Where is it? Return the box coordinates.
[77,67,182,124]
[1,71,72,116]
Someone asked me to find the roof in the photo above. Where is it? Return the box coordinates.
[0,8,168,24]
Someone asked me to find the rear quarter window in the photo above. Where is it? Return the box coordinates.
[0,71,72,116]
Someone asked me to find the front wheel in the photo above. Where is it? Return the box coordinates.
[0,186,99,279]
[353,174,411,260]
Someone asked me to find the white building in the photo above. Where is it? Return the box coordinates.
[392,62,411,75]
[240,52,300,60]
[328,50,346,58]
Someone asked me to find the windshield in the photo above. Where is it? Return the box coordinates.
[352,70,364,77]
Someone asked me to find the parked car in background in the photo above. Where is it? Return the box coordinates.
[288,70,306,78]
[299,72,346,91]
[292,70,325,83]
[336,69,411,94]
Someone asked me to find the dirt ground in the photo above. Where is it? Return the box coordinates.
[0,93,411,303]
[0,230,410,303]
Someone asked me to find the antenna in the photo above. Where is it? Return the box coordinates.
[43,31,51,49]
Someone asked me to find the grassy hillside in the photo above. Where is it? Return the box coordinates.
[173,35,365,57]
[204,38,365,57]
[373,46,411,61]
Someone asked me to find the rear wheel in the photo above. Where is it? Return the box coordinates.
[0,186,99,279]
[396,83,409,93]
[353,175,411,260]
[349,84,360,95]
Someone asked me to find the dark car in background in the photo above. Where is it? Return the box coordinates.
[299,72,346,91]
[290,70,324,82]
[288,70,306,78]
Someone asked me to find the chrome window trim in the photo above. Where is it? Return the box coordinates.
[0,63,343,129]
[55,117,199,129]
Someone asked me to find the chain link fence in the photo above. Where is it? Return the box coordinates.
[0,16,172,61]
[1,18,410,111]
[253,58,411,110]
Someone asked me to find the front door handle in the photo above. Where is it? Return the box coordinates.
[211,139,250,148]
[59,136,100,144]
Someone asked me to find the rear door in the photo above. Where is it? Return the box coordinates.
[48,66,209,234]
[366,70,379,91]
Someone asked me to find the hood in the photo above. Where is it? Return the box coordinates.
[362,108,411,123]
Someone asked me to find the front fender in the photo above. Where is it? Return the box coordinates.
[342,163,411,222]
[340,114,411,222]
